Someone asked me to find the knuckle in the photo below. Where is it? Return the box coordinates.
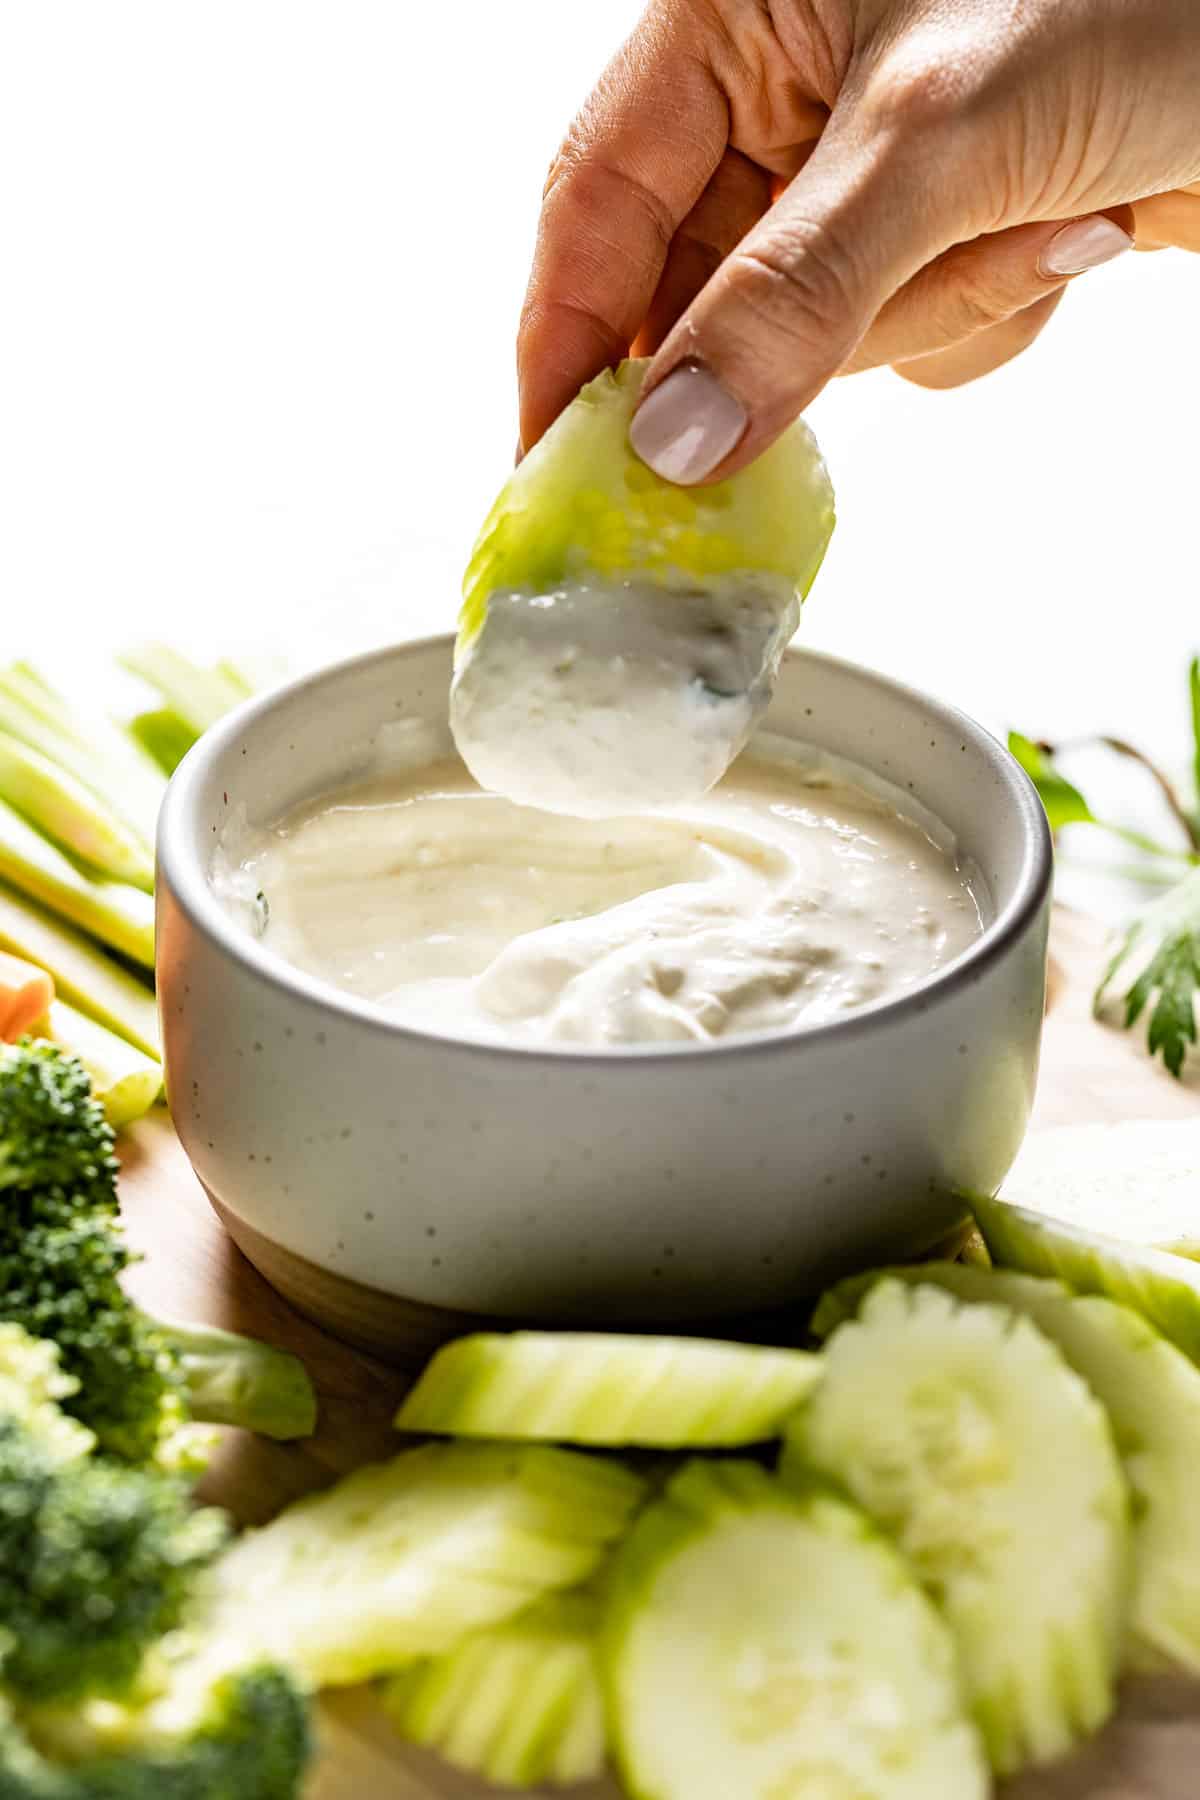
[933,262,1018,341]
[861,41,985,140]
[726,220,863,353]
[542,140,675,260]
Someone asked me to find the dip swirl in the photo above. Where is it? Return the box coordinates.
[217,750,986,1049]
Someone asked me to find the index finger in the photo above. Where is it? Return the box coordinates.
[517,10,728,450]
[1131,187,1200,251]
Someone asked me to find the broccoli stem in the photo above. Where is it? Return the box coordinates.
[150,1316,318,1442]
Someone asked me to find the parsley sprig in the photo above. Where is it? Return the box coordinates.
[1010,656,1200,1080]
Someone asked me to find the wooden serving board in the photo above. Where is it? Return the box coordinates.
[117,908,1200,1800]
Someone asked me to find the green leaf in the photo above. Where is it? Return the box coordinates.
[1189,655,1200,821]
[1008,732,1097,833]
[1096,867,1200,1078]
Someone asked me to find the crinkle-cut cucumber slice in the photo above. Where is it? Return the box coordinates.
[396,1331,821,1449]
[814,1262,1200,1677]
[601,1458,987,1800]
[381,1590,605,1788]
[972,1188,1200,1363]
[785,1279,1130,1775]
[998,1118,1200,1259]
[208,1442,645,1689]
[458,359,835,654]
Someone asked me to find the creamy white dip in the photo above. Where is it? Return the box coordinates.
[217,748,986,1050]
[450,575,800,818]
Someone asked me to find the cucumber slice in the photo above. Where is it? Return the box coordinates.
[381,1590,606,1788]
[602,1459,987,1800]
[396,1332,822,1449]
[1000,1118,1200,1259]
[452,357,834,816]
[972,1188,1200,1364]
[459,360,834,654]
[786,1279,1129,1774]
[208,1442,645,1688]
[814,1261,1200,1676]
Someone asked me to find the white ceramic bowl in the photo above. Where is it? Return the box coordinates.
[156,637,1051,1356]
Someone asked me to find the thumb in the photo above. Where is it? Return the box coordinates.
[629,103,980,483]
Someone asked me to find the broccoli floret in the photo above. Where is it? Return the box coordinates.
[0,1379,226,1706]
[0,1323,93,1467]
[0,1212,191,1469]
[0,1044,117,1210]
[0,1666,311,1800]
[0,1044,316,1465]
[1,1218,315,1464]
[0,1325,310,1799]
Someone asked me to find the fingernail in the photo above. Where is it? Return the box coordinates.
[629,363,748,485]
[1040,215,1133,278]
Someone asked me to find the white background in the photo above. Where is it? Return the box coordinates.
[2,2,1197,798]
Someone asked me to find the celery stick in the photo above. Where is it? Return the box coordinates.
[215,660,257,699]
[42,1000,163,1126]
[0,798,154,967]
[0,665,165,850]
[0,881,160,1057]
[217,651,290,695]
[120,646,247,737]
[128,708,200,777]
[0,732,154,891]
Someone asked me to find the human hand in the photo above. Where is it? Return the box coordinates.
[518,0,1200,478]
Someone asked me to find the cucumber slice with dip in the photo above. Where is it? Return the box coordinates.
[396,1331,822,1449]
[785,1279,1130,1774]
[451,358,835,818]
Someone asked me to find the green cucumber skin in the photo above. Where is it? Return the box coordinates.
[459,359,835,655]
[788,1280,1130,1776]
[972,1190,1200,1364]
[601,1459,987,1800]
[382,1593,606,1787]
[211,1443,646,1690]
[813,1258,1200,1677]
[397,1331,822,1450]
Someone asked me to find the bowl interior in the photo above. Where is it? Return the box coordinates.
[165,635,1048,1021]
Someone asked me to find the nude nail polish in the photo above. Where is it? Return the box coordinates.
[1040,216,1133,278]
[629,364,748,485]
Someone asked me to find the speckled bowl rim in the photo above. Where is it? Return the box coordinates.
[158,636,1053,1068]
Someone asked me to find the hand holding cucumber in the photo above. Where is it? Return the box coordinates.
[519,0,1200,475]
